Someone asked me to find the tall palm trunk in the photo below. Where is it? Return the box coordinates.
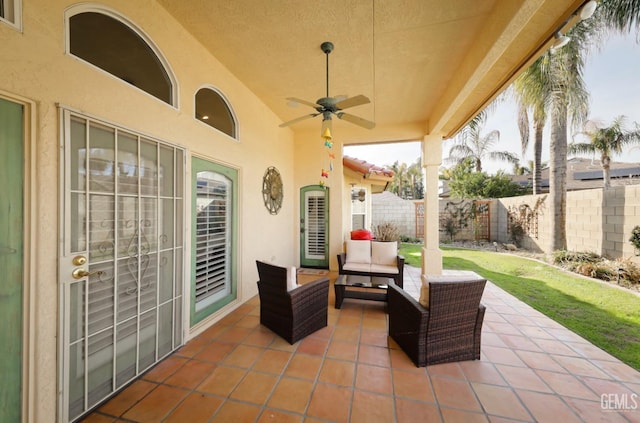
[532,118,544,195]
[602,155,611,188]
[550,102,568,251]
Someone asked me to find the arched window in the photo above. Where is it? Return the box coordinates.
[66,7,176,106]
[195,87,237,139]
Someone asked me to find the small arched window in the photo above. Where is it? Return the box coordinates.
[67,8,175,106]
[195,87,237,139]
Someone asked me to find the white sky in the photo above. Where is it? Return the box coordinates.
[344,32,640,175]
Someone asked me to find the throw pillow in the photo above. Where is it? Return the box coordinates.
[351,229,374,240]
[371,241,397,266]
[346,240,371,264]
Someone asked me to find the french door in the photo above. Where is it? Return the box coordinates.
[59,110,185,422]
[300,185,329,268]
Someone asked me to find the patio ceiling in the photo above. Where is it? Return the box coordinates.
[158,0,586,144]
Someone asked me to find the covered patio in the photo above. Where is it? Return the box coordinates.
[84,266,640,422]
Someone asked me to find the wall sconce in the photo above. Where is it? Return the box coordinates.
[351,187,366,202]
[579,0,597,20]
[551,31,571,51]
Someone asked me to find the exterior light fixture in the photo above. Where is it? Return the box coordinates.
[357,188,366,202]
[551,31,571,51]
[579,0,597,20]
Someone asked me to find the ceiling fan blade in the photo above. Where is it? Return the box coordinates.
[337,112,376,129]
[286,97,320,109]
[335,94,370,110]
[279,113,318,127]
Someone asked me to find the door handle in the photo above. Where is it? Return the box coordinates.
[72,268,104,280]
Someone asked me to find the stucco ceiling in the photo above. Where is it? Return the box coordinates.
[158,0,586,144]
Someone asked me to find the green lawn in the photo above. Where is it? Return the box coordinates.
[399,243,640,370]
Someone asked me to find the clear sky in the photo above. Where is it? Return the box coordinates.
[344,32,640,175]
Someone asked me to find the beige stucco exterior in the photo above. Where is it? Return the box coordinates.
[0,0,591,421]
[1,2,298,420]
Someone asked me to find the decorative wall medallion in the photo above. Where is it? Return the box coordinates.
[262,166,283,214]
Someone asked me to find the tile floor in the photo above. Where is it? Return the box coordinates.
[83,266,640,423]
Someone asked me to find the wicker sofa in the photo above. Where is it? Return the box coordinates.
[256,260,330,344]
[337,239,405,288]
[387,275,486,367]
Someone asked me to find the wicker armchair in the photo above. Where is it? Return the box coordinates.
[256,261,330,344]
[387,277,486,367]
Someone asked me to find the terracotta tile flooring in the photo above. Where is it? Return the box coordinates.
[83,266,640,422]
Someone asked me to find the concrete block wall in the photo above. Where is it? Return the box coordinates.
[373,186,640,260]
[371,192,417,238]
[438,199,500,243]
[497,186,640,260]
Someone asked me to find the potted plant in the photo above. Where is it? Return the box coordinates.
[373,222,401,249]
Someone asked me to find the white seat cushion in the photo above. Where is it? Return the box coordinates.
[370,264,398,274]
[343,262,371,273]
[418,275,429,308]
[286,266,298,291]
[345,240,371,264]
[371,241,397,266]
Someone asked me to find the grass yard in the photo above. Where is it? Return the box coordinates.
[399,243,640,371]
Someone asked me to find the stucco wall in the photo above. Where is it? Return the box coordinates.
[1,1,298,420]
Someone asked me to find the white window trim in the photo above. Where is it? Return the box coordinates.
[0,0,23,31]
[63,3,179,109]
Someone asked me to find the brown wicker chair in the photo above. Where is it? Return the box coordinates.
[256,261,330,344]
[387,277,486,367]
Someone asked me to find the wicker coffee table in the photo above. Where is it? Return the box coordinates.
[334,274,392,309]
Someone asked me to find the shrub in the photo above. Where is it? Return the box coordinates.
[629,226,640,254]
[552,250,638,288]
[373,222,400,242]
[552,250,601,266]
[509,221,525,247]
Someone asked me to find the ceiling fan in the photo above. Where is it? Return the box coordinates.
[279,41,375,133]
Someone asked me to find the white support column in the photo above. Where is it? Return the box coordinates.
[422,134,443,275]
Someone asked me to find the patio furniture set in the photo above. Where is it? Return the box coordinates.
[256,240,487,367]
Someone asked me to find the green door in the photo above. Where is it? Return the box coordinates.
[0,97,24,422]
[300,185,329,268]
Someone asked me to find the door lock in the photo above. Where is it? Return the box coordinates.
[72,255,87,266]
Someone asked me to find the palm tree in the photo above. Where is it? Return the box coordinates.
[569,116,640,188]
[406,158,424,199]
[447,115,518,172]
[512,160,530,176]
[513,61,549,195]
[512,0,640,251]
[389,161,408,198]
[598,0,640,33]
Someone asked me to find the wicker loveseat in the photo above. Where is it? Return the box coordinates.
[387,274,486,367]
[256,260,330,344]
[337,240,405,288]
